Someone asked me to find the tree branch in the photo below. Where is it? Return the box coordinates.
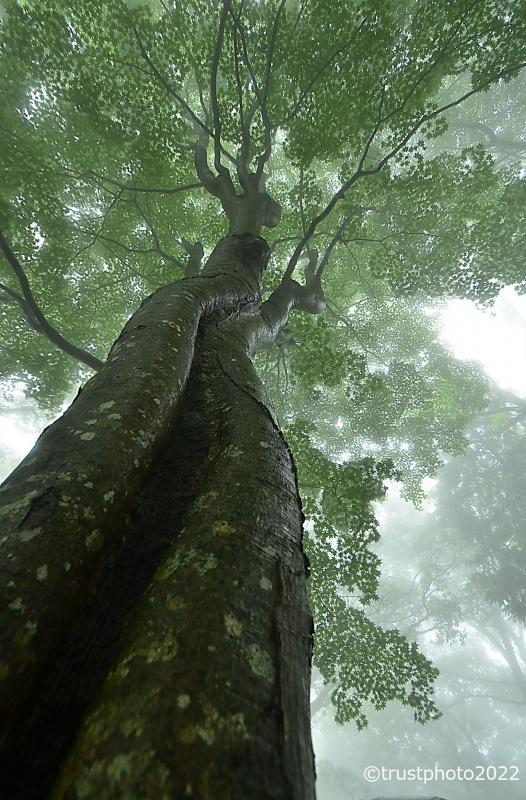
[292,0,308,33]
[70,189,124,264]
[276,17,367,127]
[365,60,526,177]
[0,280,44,332]
[284,59,526,279]
[356,82,386,173]
[262,0,286,112]
[210,4,231,178]
[130,22,237,169]
[226,1,273,180]
[232,6,251,191]
[316,217,348,278]
[284,173,362,279]
[300,248,319,282]
[379,2,480,129]
[193,134,237,205]
[0,231,103,371]
[134,195,185,269]
[179,238,205,277]
[299,165,306,236]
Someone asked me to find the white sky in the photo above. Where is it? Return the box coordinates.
[440,285,526,398]
[0,415,43,458]
[1,286,526,479]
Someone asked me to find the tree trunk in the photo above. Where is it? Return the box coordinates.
[0,234,316,799]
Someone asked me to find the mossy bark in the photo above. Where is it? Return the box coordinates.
[0,234,315,799]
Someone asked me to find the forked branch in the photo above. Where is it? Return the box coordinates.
[226,1,273,180]
[130,22,237,168]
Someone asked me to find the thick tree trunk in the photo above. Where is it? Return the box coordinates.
[0,234,316,799]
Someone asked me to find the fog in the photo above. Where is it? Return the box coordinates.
[314,487,526,800]
[313,289,526,799]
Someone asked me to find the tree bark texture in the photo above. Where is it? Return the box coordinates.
[0,234,316,799]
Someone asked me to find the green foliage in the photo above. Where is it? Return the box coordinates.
[263,295,487,504]
[286,419,440,726]
[314,601,440,729]
[313,394,526,794]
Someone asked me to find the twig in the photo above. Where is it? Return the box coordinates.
[276,17,367,127]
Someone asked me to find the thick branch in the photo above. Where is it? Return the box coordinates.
[0,231,103,371]
[241,273,325,353]
[179,238,205,277]
[193,135,237,206]
[210,4,231,178]
[300,248,319,283]
[226,2,273,179]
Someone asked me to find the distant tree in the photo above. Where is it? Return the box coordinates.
[435,390,526,622]
[442,70,526,165]
[0,1,525,797]
[369,392,526,702]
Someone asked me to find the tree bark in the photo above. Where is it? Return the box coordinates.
[0,234,316,799]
